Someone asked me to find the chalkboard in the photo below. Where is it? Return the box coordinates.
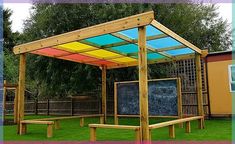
[116,79,179,116]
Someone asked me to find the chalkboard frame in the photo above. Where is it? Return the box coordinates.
[114,78,182,125]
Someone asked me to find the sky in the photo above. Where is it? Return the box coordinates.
[3,3,233,33]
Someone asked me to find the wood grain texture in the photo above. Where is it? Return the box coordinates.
[138,26,149,141]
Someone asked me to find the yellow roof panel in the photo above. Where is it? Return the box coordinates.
[58,42,97,52]
[84,49,121,58]
[112,57,137,63]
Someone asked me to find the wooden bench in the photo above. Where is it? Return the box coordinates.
[33,114,104,129]
[149,116,204,139]
[89,124,141,142]
[20,120,54,138]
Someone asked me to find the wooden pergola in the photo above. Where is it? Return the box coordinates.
[13,11,207,140]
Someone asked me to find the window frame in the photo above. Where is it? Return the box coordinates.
[228,64,235,92]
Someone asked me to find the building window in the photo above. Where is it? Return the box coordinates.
[228,65,235,92]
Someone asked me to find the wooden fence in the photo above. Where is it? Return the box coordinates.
[5,58,210,116]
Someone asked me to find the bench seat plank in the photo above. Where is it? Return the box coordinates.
[149,116,203,129]
[89,124,140,130]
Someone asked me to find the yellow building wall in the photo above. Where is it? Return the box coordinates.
[207,60,232,115]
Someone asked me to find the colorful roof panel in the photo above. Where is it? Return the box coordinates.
[30,23,196,67]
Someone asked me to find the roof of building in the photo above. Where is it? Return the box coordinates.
[13,11,207,69]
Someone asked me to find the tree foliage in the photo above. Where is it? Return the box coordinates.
[9,3,231,98]
[3,9,20,83]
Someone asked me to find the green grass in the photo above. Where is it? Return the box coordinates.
[3,115,232,141]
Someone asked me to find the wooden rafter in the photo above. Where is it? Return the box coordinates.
[13,11,154,54]
[151,20,202,54]
[107,50,207,69]
[107,53,196,69]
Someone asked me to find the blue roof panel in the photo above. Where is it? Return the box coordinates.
[85,34,124,46]
[118,25,163,39]
[165,48,194,56]
[147,37,182,49]
[111,44,138,54]
[147,53,165,60]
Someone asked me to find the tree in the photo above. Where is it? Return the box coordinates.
[3,9,19,83]
[17,3,231,98]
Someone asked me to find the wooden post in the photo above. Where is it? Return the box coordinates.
[135,128,141,142]
[14,86,19,123]
[80,117,84,127]
[185,121,191,133]
[138,26,149,141]
[101,65,107,124]
[198,118,204,129]
[90,127,96,142]
[47,99,50,115]
[55,120,60,130]
[195,54,204,116]
[17,54,26,134]
[114,82,118,125]
[34,98,38,115]
[3,80,7,123]
[71,97,74,116]
[19,123,27,135]
[169,125,175,138]
[149,129,152,141]
[47,124,53,138]
[177,78,183,128]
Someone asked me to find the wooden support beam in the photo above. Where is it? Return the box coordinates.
[151,20,202,54]
[17,54,26,134]
[177,78,183,128]
[114,82,118,125]
[107,53,196,69]
[14,86,19,123]
[19,123,27,135]
[147,46,173,59]
[195,53,204,117]
[3,80,7,123]
[101,65,107,124]
[13,11,154,54]
[135,129,141,142]
[138,26,149,141]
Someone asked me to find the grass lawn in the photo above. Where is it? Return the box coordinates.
[3,115,232,141]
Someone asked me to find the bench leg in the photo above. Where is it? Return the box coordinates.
[100,116,104,124]
[114,116,118,125]
[20,123,27,135]
[198,118,204,129]
[135,129,141,142]
[80,117,84,127]
[149,129,152,141]
[169,125,175,138]
[90,127,96,142]
[179,123,183,128]
[55,120,60,130]
[186,121,191,133]
[47,124,53,138]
